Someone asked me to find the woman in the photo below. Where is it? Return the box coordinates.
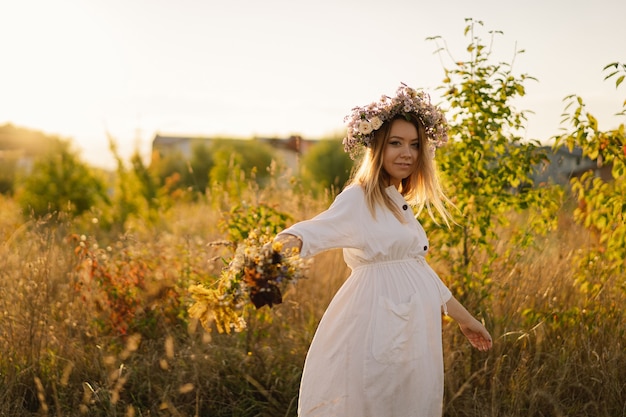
[275,84,492,417]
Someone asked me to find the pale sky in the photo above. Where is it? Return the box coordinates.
[1,0,625,169]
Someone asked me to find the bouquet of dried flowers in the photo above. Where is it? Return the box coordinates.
[188,233,309,334]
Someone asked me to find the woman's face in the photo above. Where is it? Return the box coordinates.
[382,118,419,188]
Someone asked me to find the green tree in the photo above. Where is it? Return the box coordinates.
[187,142,214,193]
[99,135,171,230]
[102,135,179,230]
[153,141,215,195]
[425,19,561,304]
[300,138,354,192]
[105,136,143,228]
[131,151,161,211]
[208,139,278,185]
[16,141,109,218]
[150,150,188,190]
[554,62,626,298]
[0,159,17,194]
[0,123,62,155]
[149,139,279,197]
[0,124,65,195]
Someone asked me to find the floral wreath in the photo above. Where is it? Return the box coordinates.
[342,83,449,159]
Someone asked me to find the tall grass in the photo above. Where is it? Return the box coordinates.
[442,210,626,417]
[0,184,624,416]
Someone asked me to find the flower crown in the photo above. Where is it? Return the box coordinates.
[342,83,449,159]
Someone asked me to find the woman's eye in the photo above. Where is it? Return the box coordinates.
[411,142,420,149]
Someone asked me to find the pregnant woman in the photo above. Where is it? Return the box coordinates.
[274,84,493,417]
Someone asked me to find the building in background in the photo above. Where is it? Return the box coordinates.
[151,134,318,173]
[533,146,612,185]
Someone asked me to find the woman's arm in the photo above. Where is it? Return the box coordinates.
[445,296,493,352]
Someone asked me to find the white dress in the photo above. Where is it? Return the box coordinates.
[278,184,452,417]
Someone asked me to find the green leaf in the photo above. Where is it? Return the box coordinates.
[612,161,625,179]
[587,113,598,130]
[596,216,607,231]
[603,62,619,71]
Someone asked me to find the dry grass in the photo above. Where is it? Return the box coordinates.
[440,211,626,417]
[0,188,624,416]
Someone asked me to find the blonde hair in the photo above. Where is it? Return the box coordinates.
[347,115,453,225]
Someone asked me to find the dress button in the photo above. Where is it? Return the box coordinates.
[424,246,428,251]
[402,204,408,210]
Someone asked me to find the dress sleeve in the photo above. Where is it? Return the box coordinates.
[277,185,365,258]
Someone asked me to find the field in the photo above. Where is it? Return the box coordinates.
[0,177,624,417]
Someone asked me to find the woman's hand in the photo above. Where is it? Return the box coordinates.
[458,318,492,352]
[445,296,493,352]
[272,233,303,255]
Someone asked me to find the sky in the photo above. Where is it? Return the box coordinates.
[1,0,625,169]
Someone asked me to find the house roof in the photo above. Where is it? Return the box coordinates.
[256,135,318,153]
[153,134,210,146]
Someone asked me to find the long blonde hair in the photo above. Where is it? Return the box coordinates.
[347,115,453,225]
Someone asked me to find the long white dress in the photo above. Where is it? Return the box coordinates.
[278,184,452,417]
